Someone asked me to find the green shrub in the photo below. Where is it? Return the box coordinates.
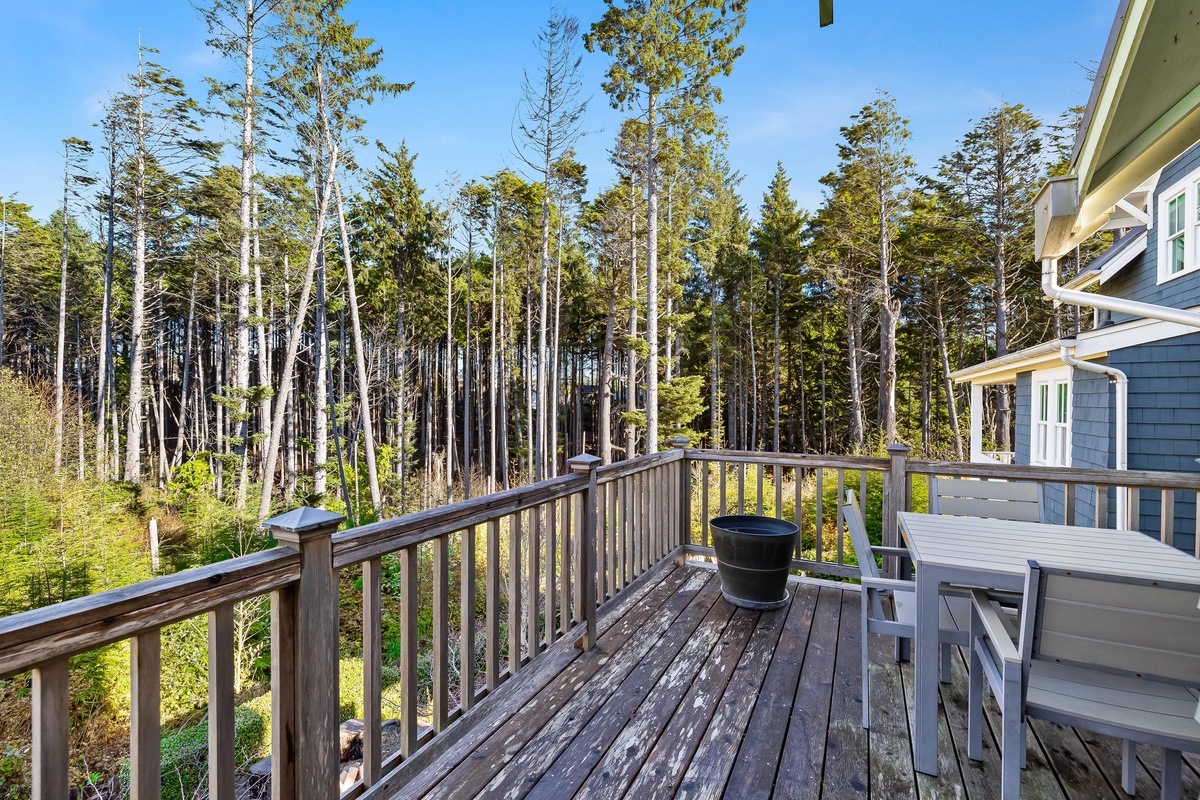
[122,705,264,800]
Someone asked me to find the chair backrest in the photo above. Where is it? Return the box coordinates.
[1024,561,1200,687]
[842,489,879,581]
[929,476,1045,523]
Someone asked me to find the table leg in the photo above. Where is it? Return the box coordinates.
[895,553,912,662]
[914,565,940,776]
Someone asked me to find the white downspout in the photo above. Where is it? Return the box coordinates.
[1058,338,1129,530]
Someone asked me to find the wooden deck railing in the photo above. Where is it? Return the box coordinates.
[3,443,1199,799]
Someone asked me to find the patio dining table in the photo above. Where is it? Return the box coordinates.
[898,510,1200,777]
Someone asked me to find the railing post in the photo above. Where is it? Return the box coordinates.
[568,453,601,651]
[266,507,345,800]
[671,436,692,555]
[884,444,910,579]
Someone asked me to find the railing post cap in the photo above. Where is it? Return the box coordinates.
[567,453,602,473]
[264,506,345,545]
[886,443,911,457]
[669,435,692,448]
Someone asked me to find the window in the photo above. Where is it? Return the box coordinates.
[1156,166,1200,283]
[1167,192,1186,275]
[1031,367,1070,467]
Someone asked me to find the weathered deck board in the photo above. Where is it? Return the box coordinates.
[377,564,1160,800]
[725,582,820,798]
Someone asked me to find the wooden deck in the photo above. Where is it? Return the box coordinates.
[371,559,1200,799]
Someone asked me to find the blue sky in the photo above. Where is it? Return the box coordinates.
[1,1,1116,221]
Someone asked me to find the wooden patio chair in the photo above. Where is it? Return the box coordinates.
[968,562,1200,800]
[843,490,976,728]
[929,476,1046,523]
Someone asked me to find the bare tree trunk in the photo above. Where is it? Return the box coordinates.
[96,144,115,479]
[257,147,338,520]
[446,252,455,502]
[710,278,720,447]
[935,293,965,460]
[54,148,69,473]
[645,89,660,453]
[773,280,780,452]
[489,206,499,492]
[334,181,382,514]
[626,174,639,460]
[125,50,149,483]
[847,293,865,450]
[314,242,328,499]
[172,267,197,469]
[599,288,616,465]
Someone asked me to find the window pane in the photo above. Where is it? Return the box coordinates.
[1169,194,1185,235]
[1039,385,1048,421]
[1172,235,1186,274]
[1057,383,1068,423]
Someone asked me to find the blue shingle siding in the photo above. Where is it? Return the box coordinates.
[1104,141,1200,324]
[1014,373,1031,467]
[1067,366,1112,528]
[1108,331,1200,552]
[1011,342,1199,551]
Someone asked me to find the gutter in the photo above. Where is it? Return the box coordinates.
[1059,338,1129,530]
[1042,257,1200,329]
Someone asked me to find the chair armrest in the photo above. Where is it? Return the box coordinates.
[873,546,913,558]
[970,589,1021,665]
[861,576,917,593]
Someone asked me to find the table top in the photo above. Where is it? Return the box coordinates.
[898,512,1200,582]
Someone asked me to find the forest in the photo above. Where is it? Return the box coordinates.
[0,0,1105,794]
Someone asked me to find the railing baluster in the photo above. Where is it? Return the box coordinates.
[623,476,633,588]
[794,467,802,529]
[270,584,296,800]
[738,462,746,514]
[757,461,764,516]
[363,557,383,785]
[568,453,601,649]
[433,536,449,731]
[815,468,824,564]
[1128,486,1140,532]
[836,469,846,565]
[775,464,783,520]
[1096,484,1109,528]
[1064,483,1077,526]
[208,603,235,800]
[32,657,69,800]
[130,629,161,800]
[559,496,571,637]
[460,524,476,711]
[486,518,501,691]
[860,471,868,518]
[1161,489,1175,546]
[546,500,557,645]
[719,462,727,517]
[508,512,523,676]
[702,462,710,547]
[528,507,541,657]
[1195,491,1200,558]
[400,545,418,757]
[607,480,618,596]
[643,469,652,572]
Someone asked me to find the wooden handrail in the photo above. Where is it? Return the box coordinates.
[0,548,300,678]
[908,458,1200,491]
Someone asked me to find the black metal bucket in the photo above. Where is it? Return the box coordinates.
[709,514,798,610]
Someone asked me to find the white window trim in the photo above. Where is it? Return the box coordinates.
[1030,365,1072,468]
[1155,163,1200,284]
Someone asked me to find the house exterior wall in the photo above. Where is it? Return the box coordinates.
[1010,335,1200,553]
[1108,331,1200,552]
[1104,142,1200,323]
[1014,373,1031,467]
